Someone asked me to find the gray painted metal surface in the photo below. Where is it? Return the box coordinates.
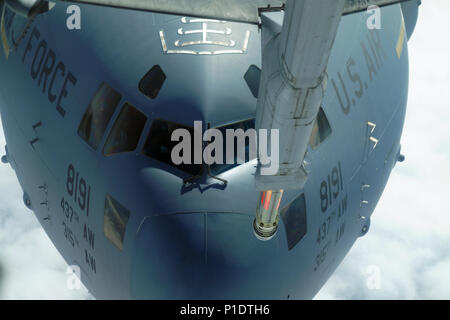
[255,0,345,191]
[45,0,410,23]
[0,0,419,299]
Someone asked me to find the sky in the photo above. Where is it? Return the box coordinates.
[0,1,449,299]
[316,0,450,299]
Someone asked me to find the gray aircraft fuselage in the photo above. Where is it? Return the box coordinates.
[0,2,418,299]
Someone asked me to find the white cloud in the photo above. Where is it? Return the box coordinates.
[316,0,450,300]
[0,1,449,300]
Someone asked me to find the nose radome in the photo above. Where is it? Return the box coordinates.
[130,213,283,299]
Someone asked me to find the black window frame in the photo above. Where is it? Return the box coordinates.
[78,82,122,150]
[103,102,148,156]
[280,193,307,251]
[103,194,130,251]
[309,107,332,149]
[138,65,166,100]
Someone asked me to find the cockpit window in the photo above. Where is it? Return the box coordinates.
[244,65,261,98]
[104,194,130,251]
[139,65,166,99]
[280,193,307,251]
[143,119,203,176]
[78,82,122,150]
[309,107,332,149]
[142,118,256,177]
[209,119,256,176]
[103,103,147,156]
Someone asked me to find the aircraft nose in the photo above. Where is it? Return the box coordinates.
[130,213,283,299]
